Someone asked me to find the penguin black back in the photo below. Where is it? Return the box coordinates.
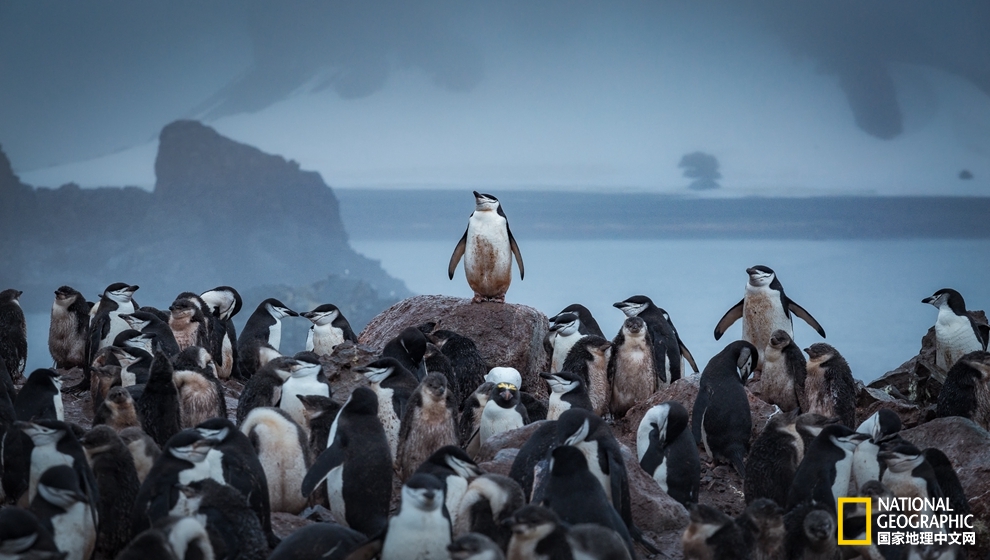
[14,369,62,422]
[177,478,267,560]
[0,288,27,381]
[692,340,756,478]
[137,352,182,447]
[432,329,488,408]
[383,326,429,381]
[935,350,990,428]
[79,425,141,558]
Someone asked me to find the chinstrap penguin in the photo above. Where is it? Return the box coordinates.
[692,340,757,477]
[448,191,525,303]
[923,288,988,371]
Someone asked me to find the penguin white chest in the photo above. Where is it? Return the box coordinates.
[281,377,328,427]
[325,465,347,525]
[374,386,401,457]
[851,440,880,492]
[267,320,282,350]
[575,440,611,502]
[464,212,512,297]
[743,288,791,359]
[479,402,524,444]
[830,445,856,509]
[309,324,345,356]
[551,331,581,372]
[934,308,982,370]
[28,446,73,503]
[381,508,451,560]
[102,303,136,350]
[50,501,96,560]
[546,394,570,421]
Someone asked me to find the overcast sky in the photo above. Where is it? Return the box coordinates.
[3,1,989,195]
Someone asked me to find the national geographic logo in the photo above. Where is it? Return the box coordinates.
[837,497,976,546]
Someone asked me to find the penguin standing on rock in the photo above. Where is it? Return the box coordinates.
[448,191,524,303]
[714,266,826,370]
[301,303,356,357]
[383,326,429,381]
[14,369,63,422]
[637,401,699,506]
[760,329,806,412]
[397,372,458,481]
[358,357,420,460]
[0,288,27,382]
[803,343,857,428]
[236,298,297,379]
[76,283,139,392]
[48,286,90,371]
[923,288,988,371]
[478,381,529,448]
[614,295,699,385]
[547,312,584,374]
[692,340,758,477]
[302,386,393,537]
[609,316,657,418]
[562,335,612,416]
[935,350,990,429]
[431,329,487,408]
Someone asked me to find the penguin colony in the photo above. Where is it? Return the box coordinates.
[0,191,986,560]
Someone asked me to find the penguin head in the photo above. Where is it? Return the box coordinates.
[746,266,776,288]
[683,503,736,553]
[54,285,82,306]
[199,286,241,321]
[803,343,838,365]
[439,447,482,479]
[36,465,88,509]
[738,498,784,537]
[104,283,139,303]
[196,418,237,443]
[621,316,647,337]
[613,295,654,318]
[802,509,835,545]
[541,371,583,395]
[261,357,299,382]
[421,372,449,400]
[485,367,522,387]
[80,425,123,458]
[821,425,869,452]
[768,329,792,350]
[357,358,405,384]
[297,394,339,421]
[105,386,134,408]
[173,482,207,517]
[922,288,966,315]
[301,304,340,326]
[548,312,579,335]
[504,505,560,540]
[168,297,200,320]
[261,299,298,319]
[402,473,445,513]
[14,421,66,446]
[549,444,588,477]
[123,333,156,354]
[729,341,758,382]
[448,533,502,560]
[0,508,51,554]
[491,383,519,407]
[288,354,323,379]
[166,430,218,463]
[473,191,500,212]
[173,346,216,376]
[558,409,597,445]
[856,409,902,442]
[120,312,151,331]
[877,442,925,473]
[396,327,428,362]
[24,368,60,389]
[111,346,150,369]
[344,386,380,417]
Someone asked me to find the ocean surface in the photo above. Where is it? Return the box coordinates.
[22,238,990,384]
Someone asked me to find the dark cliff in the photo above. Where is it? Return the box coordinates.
[0,121,409,329]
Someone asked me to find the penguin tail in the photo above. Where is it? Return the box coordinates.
[730,448,746,479]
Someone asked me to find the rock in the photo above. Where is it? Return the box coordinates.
[359,295,551,398]
[621,445,690,533]
[899,417,990,559]
[271,512,316,539]
[479,448,518,478]
[318,341,380,403]
[476,421,549,463]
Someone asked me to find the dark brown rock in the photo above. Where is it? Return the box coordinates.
[271,512,316,539]
[319,340,380,403]
[359,295,551,398]
[621,445,690,533]
[476,421,549,463]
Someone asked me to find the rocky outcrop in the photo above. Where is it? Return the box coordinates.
[359,295,551,398]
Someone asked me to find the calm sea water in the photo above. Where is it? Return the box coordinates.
[23,238,989,383]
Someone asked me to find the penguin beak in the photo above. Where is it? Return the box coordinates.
[922,296,935,305]
[612,302,624,309]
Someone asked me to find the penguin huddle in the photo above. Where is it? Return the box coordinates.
[0,191,985,560]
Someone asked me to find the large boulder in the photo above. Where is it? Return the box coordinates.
[359,295,551,398]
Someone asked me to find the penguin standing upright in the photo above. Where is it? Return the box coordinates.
[561,335,612,416]
[357,357,420,460]
[692,340,758,477]
[0,288,27,382]
[236,298,297,379]
[14,369,63,422]
[48,286,90,371]
[379,473,452,560]
[79,425,141,559]
[239,407,311,514]
[78,283,139,391]
[302,386,394,537]
[760,329,806,412]
[29,465,97,560]
[13,420,100,510]
[614,295,699,385]
[448,191,524,303]
[803,343,857,428]
[637,401,700,506]
[935,350,990,430]
[923,288,988,371]
[136,352,182,447]
[301,303,357,357]
[609,316,658,418]
[787,424,869,514]
[478,381,529,447]
[714,266,825,370]
[547,312,584,374]
[397,372,458,481]
[744,411,805,507]
[200,285,242,380]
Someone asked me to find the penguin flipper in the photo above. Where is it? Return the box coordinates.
[691,386,710,445]
[448,230,468,280]
[787,300,826,338]
[714,299,744,340]
[508,225,524,280]
[301,443,345,497]
[677,336,700,374]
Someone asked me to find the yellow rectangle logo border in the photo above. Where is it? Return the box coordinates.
[837,497,872,545]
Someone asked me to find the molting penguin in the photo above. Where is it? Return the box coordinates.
[0,288,27,381]
[455,473,525,551]
[614,295,699,385]
[378,473,452,560]
[782,502,838,560]
[448,191,524,303]
[301,386,393,536]
[714,266,826,369]
[29,465,97,560]
[504,505,575,560]
[137,352,182,447]
[92,386,141,432]
[851,408,902,493]
[297,394,341,461]
[172,346,226,429]
[357,357,420,460]
[173,478,268,560]
[692,340,757,477]
[279,351,329,429]
[562,335,612,416]
[431,329,488,408]
[235,356,296,425]
[736,498,785,560]
[301,303,356,357]
[236,298,297,379]
[744,410,805,507]
[922,447,968,516]
[542,371,593,420]
[787,424,869,514]
[759,329,806,412]
[168,293,211,353]
[122,310,180,358]
[382,326,429,381]
[478,381,529,448]
[803,343,857,428]
[935,350,990,430]
[14,369,63,422]
[681,503,752,560]
[195,417,278,548]
[397,372,458,481]
[77,283,139,392]
[116,515,215,560]
[923,288,988,371]
[200,285,242,380]
[608,316,658,418]
[118,427,160,485]
[239,406,311,514]
[47,286,90,371]
[637,401,700,506]
[79,425,141,558]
